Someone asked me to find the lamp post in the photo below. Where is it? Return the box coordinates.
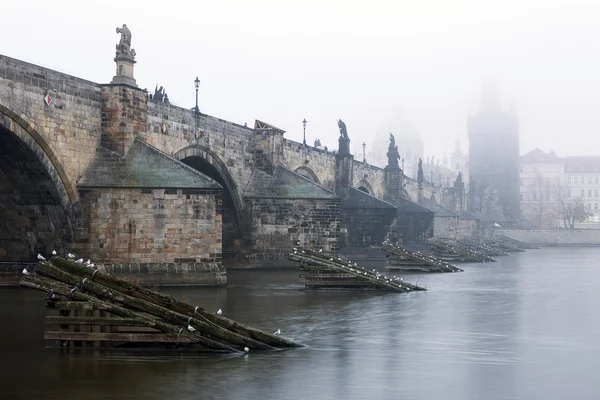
[302,118,307,146]
[362,142,366,163]
[401,158,404,171]
[194,76,200,114]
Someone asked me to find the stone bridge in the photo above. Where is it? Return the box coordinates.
[0,53,464,280]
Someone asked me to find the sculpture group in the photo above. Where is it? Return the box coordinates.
[116,24,136,59]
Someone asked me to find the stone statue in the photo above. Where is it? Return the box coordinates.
[338,119,348,139]
[314,138,322,148]
[116,24,136,59]
[386,133,400,169]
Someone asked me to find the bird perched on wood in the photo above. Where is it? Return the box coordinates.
[85,259,91,265]
[52,250,57,255]
[217,309,222,315]
[319,248,323,253]
[75,259,83,264]
[37,254,46,261]
[244,347,250,353]
[273,329,281,336]
[22,268,30,275]
[187,325,196,332]
[67,253,75,259]
[46,289,56,300]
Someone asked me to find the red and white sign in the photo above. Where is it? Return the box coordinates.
[44,93,52,106]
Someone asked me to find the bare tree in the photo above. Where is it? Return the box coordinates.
[555,183,592,228]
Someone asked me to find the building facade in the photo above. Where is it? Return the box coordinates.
[519,151,600,228]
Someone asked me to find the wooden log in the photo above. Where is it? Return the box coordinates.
[50,257,299,348]
[44,331,197,343]
[21,275,239,352]
[291,250,425,291]
[34,263,275,350]
[45,316,154,327]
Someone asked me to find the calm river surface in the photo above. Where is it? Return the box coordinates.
[2,247,600,399]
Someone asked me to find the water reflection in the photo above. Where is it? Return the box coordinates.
[2,248,600,399]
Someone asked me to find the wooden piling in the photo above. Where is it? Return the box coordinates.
[20,257,302,353]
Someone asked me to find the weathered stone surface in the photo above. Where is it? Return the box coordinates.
[0,53,456,273]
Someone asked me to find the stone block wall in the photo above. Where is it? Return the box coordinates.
[144,101,255,204]
[100,85,147,156]
[0,55,102,203]
[243,197,340,267]
[76,187,222,264]
[497,228,600,246]
[353,161,385,197]
[282,141,336,189]
[339,208,397,248]
[433,216,477,239]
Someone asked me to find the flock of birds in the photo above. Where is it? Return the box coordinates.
[292,246,410,288]
[23,251,96,276]
[25,253,282,354]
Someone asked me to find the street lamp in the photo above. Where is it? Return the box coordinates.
[401,158,405,171]
[362,142,366,163]
[302,118,307,146]
[194,76,200,114]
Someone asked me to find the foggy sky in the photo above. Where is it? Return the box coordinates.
[2,0,599,162]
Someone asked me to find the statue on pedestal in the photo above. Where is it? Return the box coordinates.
[417,158,424,188]
[116,24,136,59]
[338,119,349,139]
[386,133,400,169]
[337,119,350,155]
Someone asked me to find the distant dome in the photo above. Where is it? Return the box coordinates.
[374,106,421,142]
[367,106,423,169]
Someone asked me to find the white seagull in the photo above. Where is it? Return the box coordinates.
[75,259,83,264]
[67,253,75,259]
[52,250,57,255]
[244,347,250,352]
[22,268,30,275]
[187,325,196,332]
[85,259,91,265]
[37,254,46,261]
[273,329,281,336]
[217,309,222,315]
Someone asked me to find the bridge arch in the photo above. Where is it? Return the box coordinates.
[0,101,76,260]
[294,166,321,184]
[174,146,245,261]
[356,178,374,195]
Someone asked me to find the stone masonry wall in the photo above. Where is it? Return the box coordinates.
[243,197,340,267]
[101,85,147,157]
[339,208,397,248]
[143,101,256,204]
[0,55,102,204]
[353,161,385,198]
[76,187,222,264]
[282,140,336,190]
[433,217,477,239]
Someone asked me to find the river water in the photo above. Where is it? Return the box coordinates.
[1,247,600,400]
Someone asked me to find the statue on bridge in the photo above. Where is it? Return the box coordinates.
[116,24,136,59]
[337,119,350,155]
[386,133,401,169]
[338,119,349,139]
[417,158,424,189]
